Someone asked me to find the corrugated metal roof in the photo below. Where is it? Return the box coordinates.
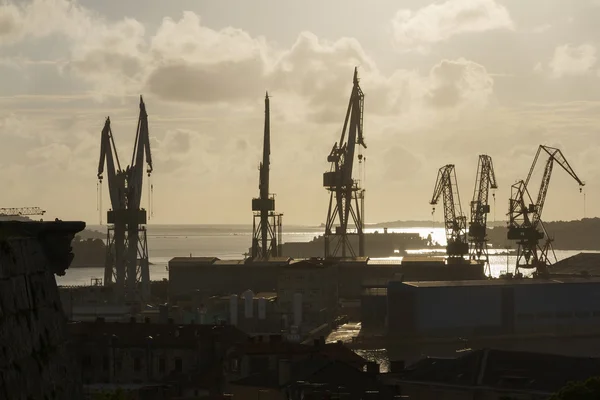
[402,255,445,264]
[367,258,403,265]
[403,277,600,288]
[212,260,246,266]
[169,257,220,265]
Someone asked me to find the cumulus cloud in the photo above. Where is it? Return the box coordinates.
[2,2,493,126]
[0,0,92,45]
[391,0,514,52]
[426,58,493,110]
[0,0,509,224]
[548,44,597,78]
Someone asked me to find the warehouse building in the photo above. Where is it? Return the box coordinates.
[387,277,600,338]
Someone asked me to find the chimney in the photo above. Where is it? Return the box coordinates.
[390,360,405,373]
[278,359,291,386]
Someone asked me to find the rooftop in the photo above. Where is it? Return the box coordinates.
[229,340,366,366]
[550,252,600,276]
[67,320,247,347]
[401,277,600,288]
[397,348,600,394]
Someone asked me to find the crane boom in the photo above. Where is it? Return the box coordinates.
[430,164,469,259]
[508,145,584,275]
[468,155,498,274]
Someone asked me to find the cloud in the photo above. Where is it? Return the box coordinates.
[532,24,552,34]
[548,44,597,78]
[391,0,514,52]
[0,0,92,45]
[18,5,493,127]
[426,58,493,110]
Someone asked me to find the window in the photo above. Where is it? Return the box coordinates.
[231,358,239,372]
[159,358,166,373]
[134,357,141,372]
[175,358,182,372]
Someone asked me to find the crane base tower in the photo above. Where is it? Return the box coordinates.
[104,208,150,301]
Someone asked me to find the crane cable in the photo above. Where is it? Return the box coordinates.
[97,181,103,225]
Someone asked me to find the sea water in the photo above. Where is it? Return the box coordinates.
[56,224,595,286]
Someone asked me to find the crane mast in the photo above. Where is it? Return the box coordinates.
[323,67,367,259]
[507,145,584,276]
[97,96,153,302]
[251,92,282,259]
[469,155,498,275]
[430,164,469,259]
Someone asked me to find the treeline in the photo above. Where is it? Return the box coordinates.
[71,236,106,267]
[487,218,600,250]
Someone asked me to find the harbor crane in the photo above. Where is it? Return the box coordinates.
[469,155,498,275]
[508,145,584,276]
[251,92,282,259]
[430,164,469,259]
[323,67,367,258]
[97,96,153,301]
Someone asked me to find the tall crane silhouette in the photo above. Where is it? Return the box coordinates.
[508,145,583,276]
[97,96,153,301]
[469,155,498,275]
[323,68,367,258]
[430,164,469,260]
[251,92,282,259]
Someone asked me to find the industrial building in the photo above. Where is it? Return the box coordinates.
[167,255,484,302]
[276,259,339,331]
[386,277,600,338]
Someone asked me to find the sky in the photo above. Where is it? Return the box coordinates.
[0,0,598,225]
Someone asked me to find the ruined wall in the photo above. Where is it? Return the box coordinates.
[0,221,85,400]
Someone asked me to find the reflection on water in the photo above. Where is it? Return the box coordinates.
[326,322,390,372]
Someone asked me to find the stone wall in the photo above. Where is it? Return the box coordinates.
[0,221,85,400]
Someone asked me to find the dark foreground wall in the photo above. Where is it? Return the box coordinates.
[0,221,85,400]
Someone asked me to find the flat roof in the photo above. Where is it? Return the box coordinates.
[402,277,600,288]
[255,292,277,300]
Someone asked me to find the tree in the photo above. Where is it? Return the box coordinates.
[550,376,600,400]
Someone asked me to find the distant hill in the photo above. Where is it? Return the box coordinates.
[371,220,509,228]
[76,229,105,240]
[487,217,600,250]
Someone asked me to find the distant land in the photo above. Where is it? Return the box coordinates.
[369,220,508,228]
[371,218,600,251]
[487,218,600,251]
